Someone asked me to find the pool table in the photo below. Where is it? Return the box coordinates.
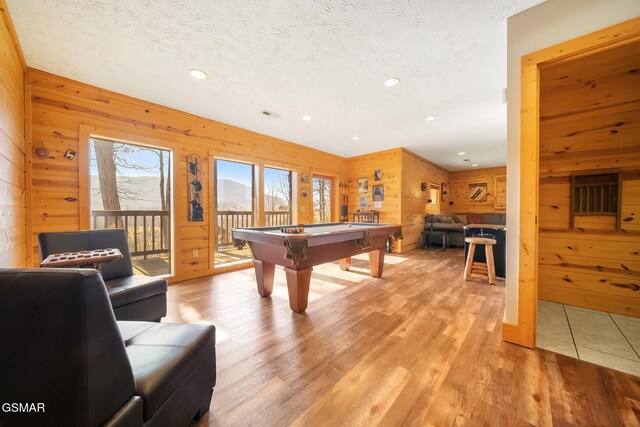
[232,222,403,313]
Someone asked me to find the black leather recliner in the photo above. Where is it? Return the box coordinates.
[0,268,215,426]
[38,229,167,321]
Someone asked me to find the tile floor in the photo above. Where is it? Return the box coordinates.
[537,301,640,377]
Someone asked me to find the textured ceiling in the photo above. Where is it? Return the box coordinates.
[7,0,544,171]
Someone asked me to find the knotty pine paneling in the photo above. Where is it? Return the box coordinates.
[27,69,347,280]
[0,2,25,267]
[347,148,402,250]
[346,148,450,252]
[446,167,507,214]
[538,41,640,316]
[401,149,449,252]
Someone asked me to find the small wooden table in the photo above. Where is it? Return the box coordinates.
[40,248,123,271]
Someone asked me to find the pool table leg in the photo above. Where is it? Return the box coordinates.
[284,266,313,313]
[339,256,351,271]
[254,259,275,297]
[369,249,385,278]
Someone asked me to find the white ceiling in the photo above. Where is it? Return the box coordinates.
[8,0,544,171]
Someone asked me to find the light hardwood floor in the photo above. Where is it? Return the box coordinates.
[165,248,640,426]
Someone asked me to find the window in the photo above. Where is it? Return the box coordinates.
[264,167,292,226]
[312,175,332,223]
[89,137,172,276]
[428,183,440,204]
[570,172,621,229]
[214,159,255,266]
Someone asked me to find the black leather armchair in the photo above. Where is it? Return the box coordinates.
[38,229,167,321]
[0,268,215,426]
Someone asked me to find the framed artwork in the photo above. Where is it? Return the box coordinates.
[187,154,203,221]
[359,196,366,207]
[374,169,383,181]
[441,183,448,202]
[469,182,488,202]
[300,173,310,184]
[358,178,368,193]
[372,184,384,201]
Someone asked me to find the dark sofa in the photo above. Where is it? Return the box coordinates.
[0,268,215,426]
[38,229,167,321]
[425,213,506,247]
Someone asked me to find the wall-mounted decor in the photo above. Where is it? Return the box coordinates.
[441,183,448,202]
[300,173,310,184]
[469,182,487,202]
[372,184,384,201]
[420,182,427,192]
[374,169,383,181]
[300,189,309,199]
[360,196,366,207]
[187,154,203,221]
[358,178,368,193]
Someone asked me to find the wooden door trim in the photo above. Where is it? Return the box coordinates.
[504,17,640,348]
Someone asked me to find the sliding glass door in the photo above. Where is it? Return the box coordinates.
[214,159,255,266]
[264,167,292,226]
[312,175,333,223]
[89,137,172,276]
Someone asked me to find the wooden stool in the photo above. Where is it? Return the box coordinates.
[464,237,496,284]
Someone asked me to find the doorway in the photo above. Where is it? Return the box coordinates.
[312,175,333,223]
[214,159,255,266]
[510,17,640,350]
[89,137,172,276]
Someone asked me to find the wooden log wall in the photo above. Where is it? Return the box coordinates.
[538,40,640,317]
[0,2,26,267]
[446,167,507,214]
[401,149,449,252]
[27,69,347,281]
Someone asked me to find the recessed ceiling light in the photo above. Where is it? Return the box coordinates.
[302,115,311,121]
[472,163,479,167]
[458,151,466,155]
[384,77,400,87]
[189,68,207,79]
[352,136,360,141]
[425,115,437,121]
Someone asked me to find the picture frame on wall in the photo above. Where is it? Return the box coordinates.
[441,182,448,202]
[469,182,488,202]
[358,178,368,193]
[372,184,384,201]
[374,169,383,181]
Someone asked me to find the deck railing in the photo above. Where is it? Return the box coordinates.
[265,210,292,226]
[215,210,292,248]
[91,210,170,259]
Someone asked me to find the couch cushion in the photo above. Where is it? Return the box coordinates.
[453,214,468,224]
[118,322,216,422]
[106,275,167,308]
[437,215,456,223]
[466,213,483,224]
[481,213,503,225]
[431,223,464,232]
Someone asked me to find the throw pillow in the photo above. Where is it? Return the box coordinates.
[453,214,468,224]
[438,215,456,223]
[466,213,482,224]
